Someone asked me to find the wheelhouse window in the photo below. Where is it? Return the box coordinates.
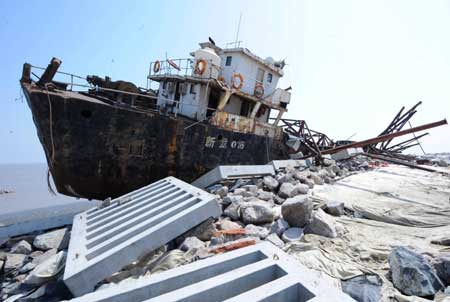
[267,73,273,83]
[189,83,196,94]
[225,56,232,66]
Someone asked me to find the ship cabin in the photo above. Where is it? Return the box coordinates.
[147,42,291,137]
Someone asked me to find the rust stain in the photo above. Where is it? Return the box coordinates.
[167,122,177,176]
[210,239,257,254]
[213,228,246,237]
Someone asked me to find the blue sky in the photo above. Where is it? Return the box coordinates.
[1,0,449,163]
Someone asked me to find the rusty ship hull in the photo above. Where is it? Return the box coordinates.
[22,83,289,200]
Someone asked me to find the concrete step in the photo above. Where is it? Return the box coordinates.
[63,176,221,296]
[67,242,356,302]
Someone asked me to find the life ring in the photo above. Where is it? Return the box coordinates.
[254,83,264,99]
[153,60,161,73]
[231,73,244,90]
[194,59,207,75]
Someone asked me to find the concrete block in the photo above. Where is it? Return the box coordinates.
[63,177,221,296]
[331,148,363,161]
[0,203,95,240]
[192,165,275,189]
[67,242,356,302]
[269,160,309,172]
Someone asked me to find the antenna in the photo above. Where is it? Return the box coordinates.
[234,12,242,47]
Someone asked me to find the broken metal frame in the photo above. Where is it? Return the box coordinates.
[271,118,335,157]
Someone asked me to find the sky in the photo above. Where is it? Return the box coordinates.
[0,0,449,164]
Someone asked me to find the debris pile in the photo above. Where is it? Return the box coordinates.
[1,154,450,301]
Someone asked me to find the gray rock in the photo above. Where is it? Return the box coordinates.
[19,262,36,274]
[388,246,443,296]
[24,251,67,285]
[216,219,242,231]
[325,200,345,216]
[244,224,269,239]
[310,173,324,185]
[281,196,313,227]
[224,200,242,220]
[433,254,450,286]
[303,179,315,189]
[31,249,57,265]
[240,202,275,225]
[257,190,273,201]
[222,195,243,207]
[269,218,290,236]
[263,176,279,191]
[4,254,28,271]
[242,185,258,193]
[292,183,309,195]
[277,173,296,184]
[324,176,334,184]
[282,228,304,243]
[33,228,70,251]
[11,240,32,255]
[184,218,217,241]
[341,274,382,302]
[273,195,285,205]
[179,237,205,252]
[214,186,229,198]
[17,280,72,302]
[278,182,296,198]
[266,233,285,248]
[304,209,338,238]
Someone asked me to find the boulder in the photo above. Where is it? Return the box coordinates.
[11,240,32,255]
[4,253,28,271]
[310,173,324,185]
[244,224,269,239]
[183,218,217,241]
[222,195,243,207]
[224,201,242,221]
[281,196,313,227]
[273,195,285,205]
[433,254,450,286]
[240,202,275,225]
[304,209,338,238]
[324,200,345,216]
[179,237,205,252]
[292,183,309,195]
[31,249,57,265]
[33,228,70,251]
[388,246,443,296]
[278,183,296,198]
[215,186,229,198]
[341,274,382,302]
[282,228,304,243]
[216,219,242,231]
[242,185,258,193]
[263,176,279,191]
[266,233,285,248]
[24,251,66,285]
[257,190,273,201]
[269,218,289,236]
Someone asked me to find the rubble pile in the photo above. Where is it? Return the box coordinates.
[0,228,73,301]
[1,154,450,301]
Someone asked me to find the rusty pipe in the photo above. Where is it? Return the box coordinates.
[321,119,447,155]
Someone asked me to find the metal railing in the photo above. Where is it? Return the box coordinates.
[148,58,217,78]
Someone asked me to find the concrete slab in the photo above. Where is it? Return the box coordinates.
[192,165,275,189]
[269,160,309,171]
[67,242,355,302]
[63,177,221,296]
[331,148,363,161]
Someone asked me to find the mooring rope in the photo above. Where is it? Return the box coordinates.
[44,85,57,195]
